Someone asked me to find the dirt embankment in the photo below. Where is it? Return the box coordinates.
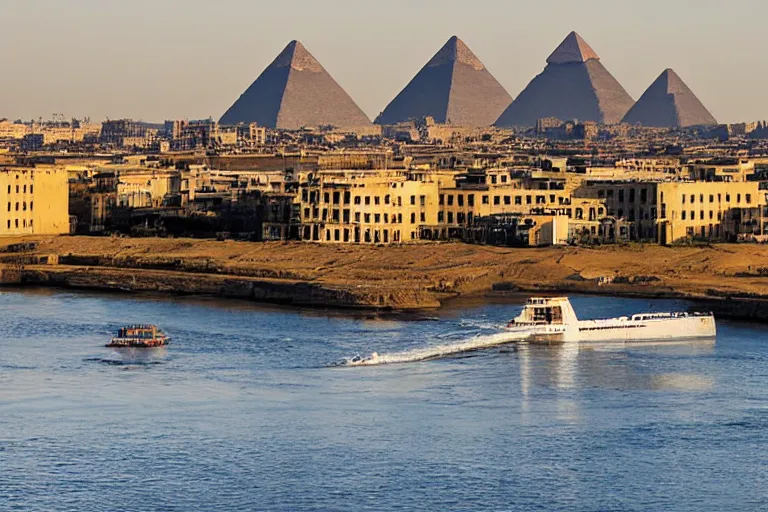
[3,236,768,319]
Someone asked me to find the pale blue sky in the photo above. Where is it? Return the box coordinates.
[1,0,765,123]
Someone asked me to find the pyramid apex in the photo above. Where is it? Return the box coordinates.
[272,40,323,72]
[547,31,600,65]
[426,35,484,70]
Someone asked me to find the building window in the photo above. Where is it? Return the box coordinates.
[526,196,532,204]
[458,195,464,207]
[682,211,687,220]
[439,194,444,206]
[504,196,511,205]
[515,196,522,205]
[709,195,714,203]
[493,196,500,205]
[482,195,489,205]
[746,194,752,204]
[468,195,474,207]
[420,195,426,207]
[410,212,416,223]
[354,196,361,205]
[365,196,370,205]
[410,195,416,206]
[447,195,453,206]
[420,212,425,222]
[374,196,380,206]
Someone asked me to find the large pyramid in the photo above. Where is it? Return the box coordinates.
[622,69,717,127]
[495,31,634,127]
[220,40,371,129]
[374,36,512,127]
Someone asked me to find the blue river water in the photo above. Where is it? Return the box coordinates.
[0,289,766,511]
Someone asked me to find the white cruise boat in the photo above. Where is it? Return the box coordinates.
[506,297,716,344]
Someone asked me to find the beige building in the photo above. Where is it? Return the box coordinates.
[297,170,438,244]
[657,181,767,243]
[0,167,69,235]
[117,171,181,208]
[576,179,767,243]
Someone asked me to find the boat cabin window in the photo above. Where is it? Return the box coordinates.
[531,306,563,324]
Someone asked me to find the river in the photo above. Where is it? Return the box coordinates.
[1,290,766,511]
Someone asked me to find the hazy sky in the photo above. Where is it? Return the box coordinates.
[1,0,766,124]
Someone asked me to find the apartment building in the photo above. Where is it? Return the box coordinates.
[297,170,438,244]
[657,181,767,243]
[0,167,69,235]
[577,179,767,243]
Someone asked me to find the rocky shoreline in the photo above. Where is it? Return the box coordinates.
[3,236,768,321]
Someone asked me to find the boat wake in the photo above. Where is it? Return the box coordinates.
[339,331,529,367]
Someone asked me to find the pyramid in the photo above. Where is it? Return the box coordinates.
[622,69,717,127]
[220,40,371,129]
[374,36,512,126]
[495,31,634,127]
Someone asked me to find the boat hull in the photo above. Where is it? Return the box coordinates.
[510,316,716,345]
[106,338,169,348]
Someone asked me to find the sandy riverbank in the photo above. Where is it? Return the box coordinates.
[3,236,768,320]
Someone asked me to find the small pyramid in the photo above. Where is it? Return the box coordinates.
[220,40,371,129]
[622,69,717,128]
[374,36,512,126]
[495,32,634,127]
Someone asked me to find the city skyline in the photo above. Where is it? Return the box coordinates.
[2,0,766,123]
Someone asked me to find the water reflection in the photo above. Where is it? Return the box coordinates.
[518,340,716,395]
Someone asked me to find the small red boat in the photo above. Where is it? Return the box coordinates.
[107,325,170,348]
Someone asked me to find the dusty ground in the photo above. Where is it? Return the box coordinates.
[4,236,768,312]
